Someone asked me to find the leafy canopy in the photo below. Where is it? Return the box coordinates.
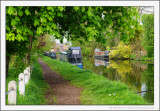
[6,6,140,56]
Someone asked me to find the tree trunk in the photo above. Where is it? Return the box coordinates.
[6,56,10,77]
[27,36,33,63]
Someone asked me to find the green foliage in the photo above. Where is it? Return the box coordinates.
[41,56,148,105]
[141,14,154,47]
[146,46,154,57]
[130,54,136,59]
[6,6,140,55]
[37,34,56,52]
[140,56,154,61]
[8,55,28,78]
[110,42,132,59]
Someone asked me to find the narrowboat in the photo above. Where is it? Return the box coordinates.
[60,47,83,69]
[48,52,57,59]
[94,50,110,60]
[43,51,49,56]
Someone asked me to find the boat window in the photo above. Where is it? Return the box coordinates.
[72,50,79,54]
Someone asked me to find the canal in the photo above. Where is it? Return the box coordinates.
[82,57,154,104]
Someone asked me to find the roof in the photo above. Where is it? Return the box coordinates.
[69,47,81,50]
[60,52,67,55]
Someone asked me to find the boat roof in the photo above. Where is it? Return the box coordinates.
[69,47,81,50]
[60,52,67,54]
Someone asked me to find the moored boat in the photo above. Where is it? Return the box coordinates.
[60,47,83,69]
[94,50,110,60]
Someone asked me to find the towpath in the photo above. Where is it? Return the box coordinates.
[38,58,82,105]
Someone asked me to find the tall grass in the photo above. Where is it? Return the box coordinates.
[41,56,149,105]
[6,57,49,105]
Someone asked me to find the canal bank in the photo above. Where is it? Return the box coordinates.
[82,57,154,103]
[41,55,150,105]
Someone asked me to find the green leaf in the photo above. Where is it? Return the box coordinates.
[16,27,22,34]
[25,9,30,16]
[11,19,17,26]
[16,34,24,41]
[37,26,43,35]
[12,36,15,41]
[48,17,53,21]
[46,26,50,30]
[34,19,39,27]
[52,23,57,29]
[6,26,10,31]
[82,7,85,12]
[28,29,33,35]
[87,11,92,17]
[74,7,79,11]
[57,12,63,17]
[18,10,23,16]
[6,32,15,41]
[15,16,20,22]
[47,6,52,10]
[58,6,64,12]
[7,7,16,15]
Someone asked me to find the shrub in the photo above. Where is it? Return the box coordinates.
[110,42,132,59]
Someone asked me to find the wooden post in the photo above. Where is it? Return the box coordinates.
[18,73,25,95]
[8,81,17,105]
[24,69,29,84]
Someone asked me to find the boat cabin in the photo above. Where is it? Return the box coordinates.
[67,47,82,63]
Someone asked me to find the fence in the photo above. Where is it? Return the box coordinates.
[6,65,33,105]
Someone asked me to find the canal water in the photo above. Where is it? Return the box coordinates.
[82,57,154,104]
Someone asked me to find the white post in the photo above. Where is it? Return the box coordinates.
[24,69,29,84]
[8,81,17,105]
[26,67,30,79]
[18,73,25,95]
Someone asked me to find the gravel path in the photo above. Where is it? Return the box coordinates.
[38,58,82,105]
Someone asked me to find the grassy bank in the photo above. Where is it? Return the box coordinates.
[6,57,49,105]
[130,55,154,61]
[41,56,149,105]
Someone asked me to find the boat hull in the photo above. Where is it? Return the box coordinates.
[94,55,109,60]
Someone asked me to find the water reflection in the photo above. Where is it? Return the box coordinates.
[82,57,154,103]
[94,59,110,66]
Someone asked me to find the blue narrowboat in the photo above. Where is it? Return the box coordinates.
[60,47,83,69]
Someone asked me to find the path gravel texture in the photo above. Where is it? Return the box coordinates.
[38,58,82,105]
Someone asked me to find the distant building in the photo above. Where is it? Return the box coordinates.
[53,43,70,52]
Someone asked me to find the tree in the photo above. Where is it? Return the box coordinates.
[6,6,63,76]
[141,14,154,47]
[6,6,140,76]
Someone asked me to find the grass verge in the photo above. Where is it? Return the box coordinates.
[41,56,149,105]
[6,57,49,105]
[130,54,154,61]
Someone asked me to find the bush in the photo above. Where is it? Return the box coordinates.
[146,46,154,57]
[110,42,132,59]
